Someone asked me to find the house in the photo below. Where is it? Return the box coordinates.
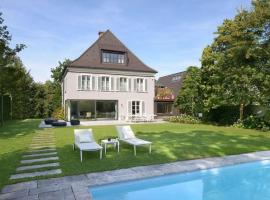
[61,30,157,121]
[154,71,186,116]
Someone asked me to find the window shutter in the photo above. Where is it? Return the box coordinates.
[92,76,96,90]
[141,101,145,114]
[116,77,120,91]
[78,75,82,90]
[144,79,148,92]
[128,78,132,91]
[134,79,137,92]
[111,77,115,91]
[128,101,132,115]
[87,76,91,90]
[98,77,102,91]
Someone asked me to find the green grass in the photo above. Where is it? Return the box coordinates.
[1,120,270,189]
[0,119,41,189]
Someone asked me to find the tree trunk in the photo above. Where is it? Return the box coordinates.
[239,103,244,121]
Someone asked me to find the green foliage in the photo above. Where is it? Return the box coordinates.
[165,114,201,124]
[201,0,270,120]
[233,115,270,132]
[0,12,25,69]
[52,107,65,120]
[48,59,71,115]
[175,66,202,116]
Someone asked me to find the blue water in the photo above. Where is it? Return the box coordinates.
[90,160,270,200]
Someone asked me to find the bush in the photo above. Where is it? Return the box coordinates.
[232,115,270,132]
[52,107,65,120]
[166,114,201,124]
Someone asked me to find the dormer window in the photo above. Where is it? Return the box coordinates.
[172,75,181,82]
[102,50,125,64]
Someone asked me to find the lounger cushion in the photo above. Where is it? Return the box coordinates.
[79,132,93,143]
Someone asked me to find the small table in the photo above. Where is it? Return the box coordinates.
[101,139,119,155]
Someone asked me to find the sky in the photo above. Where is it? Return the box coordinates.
[1,0,251,82]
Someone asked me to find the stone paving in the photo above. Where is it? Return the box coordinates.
[9,131,62,181]
[2,150,270,200]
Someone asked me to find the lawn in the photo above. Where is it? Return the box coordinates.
[1,120,270,189]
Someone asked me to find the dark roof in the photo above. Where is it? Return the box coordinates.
[69,30,157,73]
[156,71,186,97]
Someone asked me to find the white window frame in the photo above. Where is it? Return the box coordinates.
[100,76,111,91]
[127,100,146,116]
[120,77,128,92]
[77,74,92,91]
[134,78,147,92]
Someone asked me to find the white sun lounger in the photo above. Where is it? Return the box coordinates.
[116,125,152,156]
[73,129,103,162]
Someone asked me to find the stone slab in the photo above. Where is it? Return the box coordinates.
[26,148,56,153]
[29,145,55,149]
[16,162,60,172]
[38,188,75,200]
[21,156,59,164]
[1,181,37,194]
[23,152,57,158]
[0,189,28,200]
[10,169,62,180]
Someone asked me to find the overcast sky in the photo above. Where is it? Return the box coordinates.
[1,0,251,82]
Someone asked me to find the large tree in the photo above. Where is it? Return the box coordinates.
[48,59,71,114]
[0,13,25,125]
[175,66,202,116]
[201,0,270,121]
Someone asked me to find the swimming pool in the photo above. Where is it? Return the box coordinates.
[90,160,270,200]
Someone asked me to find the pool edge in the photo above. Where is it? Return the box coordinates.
[2,150,270,200]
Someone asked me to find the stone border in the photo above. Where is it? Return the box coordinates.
[2,150,270,200]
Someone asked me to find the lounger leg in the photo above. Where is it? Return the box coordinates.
[100,149,102,159]
[149,144,152,154]
[80,150,82,163]
[117,141,119,153]
[134,145,136,156]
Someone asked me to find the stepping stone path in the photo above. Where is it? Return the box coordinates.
[10,130,62,180]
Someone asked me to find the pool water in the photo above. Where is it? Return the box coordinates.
[90,160,270,200]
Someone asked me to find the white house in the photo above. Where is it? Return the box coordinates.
[61,30,157,121]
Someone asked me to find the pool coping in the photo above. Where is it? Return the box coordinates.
[2,150,270,200]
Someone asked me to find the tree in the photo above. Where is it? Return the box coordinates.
[0,12,25,125]
[175,66,202,116]
[48,59,71,115]
[201,0,270,121]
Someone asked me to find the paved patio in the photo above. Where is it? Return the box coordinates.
[38,119,166,128]
[2,150,270,200]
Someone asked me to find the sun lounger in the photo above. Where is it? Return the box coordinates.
[73,129,102,162]
[116,125,152,156]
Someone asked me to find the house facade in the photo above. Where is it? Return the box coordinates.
[61,30,157,121]
[154,71,186,116]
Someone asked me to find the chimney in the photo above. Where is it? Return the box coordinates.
[98,31,105,37]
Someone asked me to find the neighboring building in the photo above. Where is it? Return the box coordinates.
[154,71,186,116]
[61,30,157,121]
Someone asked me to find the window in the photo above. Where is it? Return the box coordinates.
[120,77,127,91]
[78,75,91,90]
[172,75,181,82]
[132,101,140,115]
[101,76,110,91]
[102,51,125,64]
[128,101,146,116]
[134,78,147,92]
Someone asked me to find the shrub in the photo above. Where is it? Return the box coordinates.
[52,107,65,120]
[166,114,201,124]
[232,115,270,132]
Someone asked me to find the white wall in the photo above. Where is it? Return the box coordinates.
[63,70,155,121]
